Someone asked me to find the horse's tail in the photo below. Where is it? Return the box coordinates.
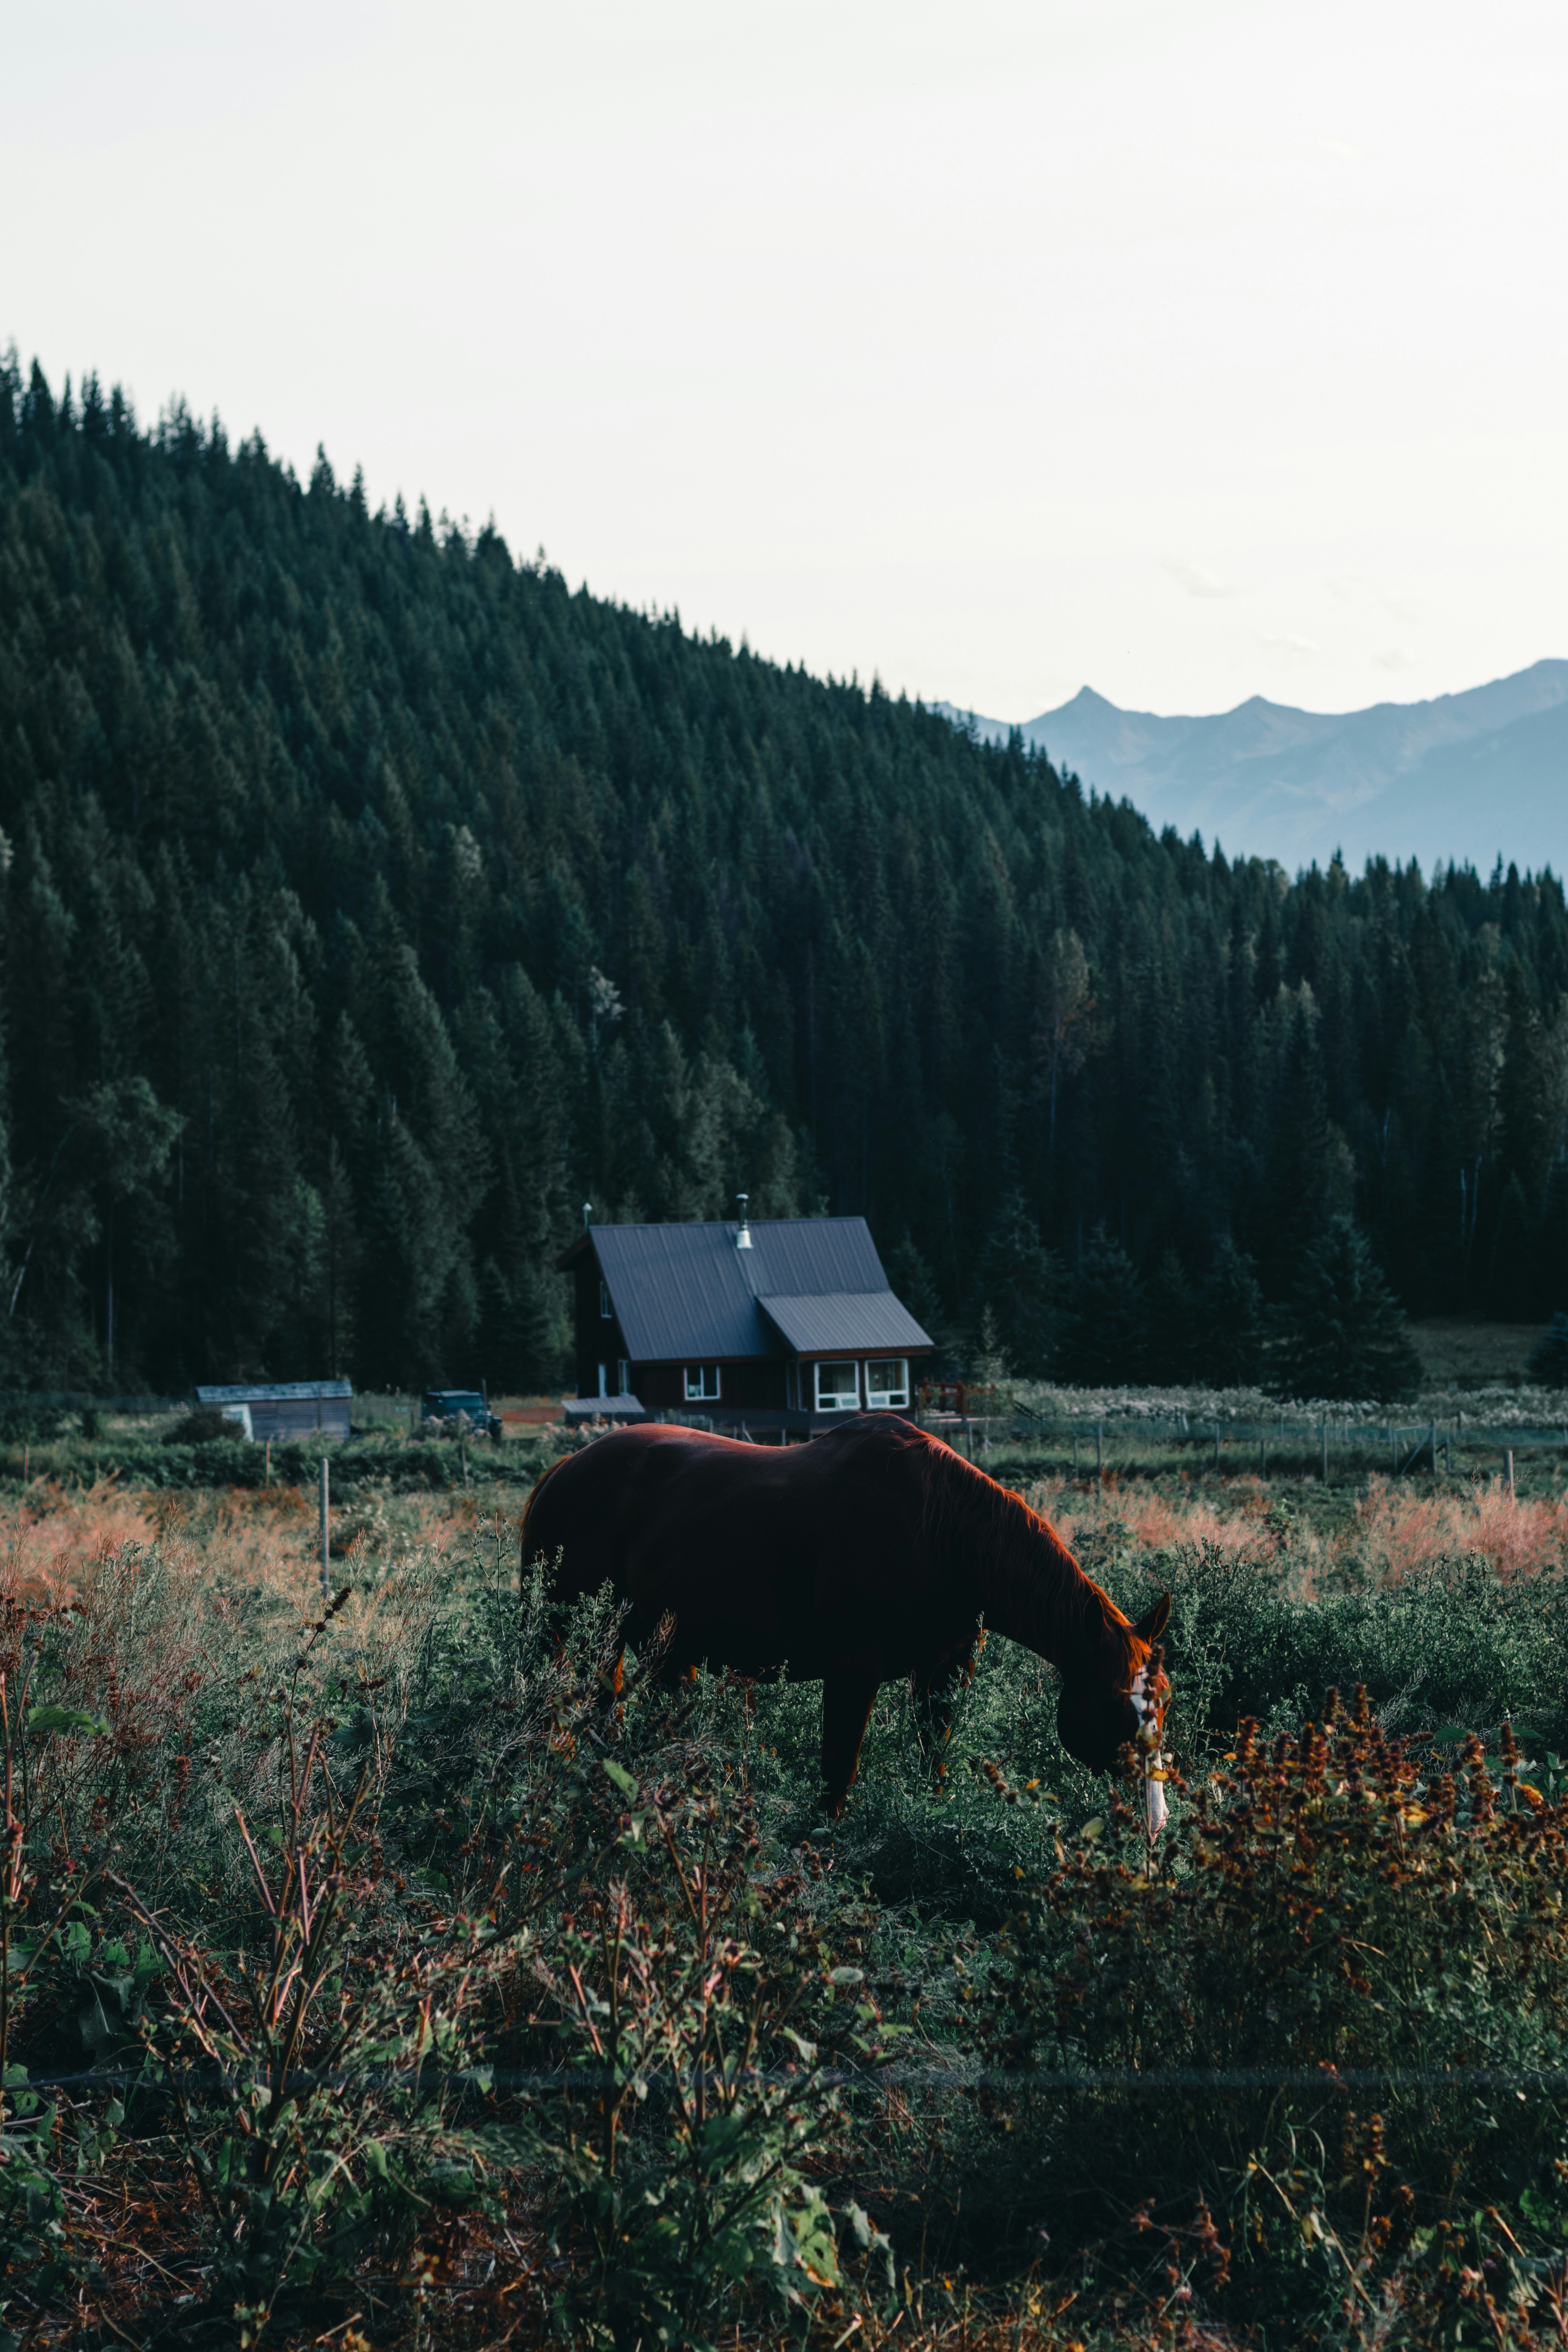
[518,1452,570,1598]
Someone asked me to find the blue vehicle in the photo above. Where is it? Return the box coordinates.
[421,1388,502,1439]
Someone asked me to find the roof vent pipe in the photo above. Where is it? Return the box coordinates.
[583,1201,593,1232]
[735,1192,753,1249]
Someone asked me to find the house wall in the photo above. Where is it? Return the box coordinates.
[572,1248,631,1398]
[634,1359,792,1410]
[249,1398,352,1442]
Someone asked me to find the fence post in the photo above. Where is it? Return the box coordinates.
[1429,1421,1437,1477]
[1073,1433,1079,1476]
[1507,1448,1515,1503]
[1096,1419,1103,1474]
[1321,1422,1328,1482]
[319,1455,330,1602]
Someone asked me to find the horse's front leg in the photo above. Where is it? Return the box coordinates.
[820,1664,882,1817]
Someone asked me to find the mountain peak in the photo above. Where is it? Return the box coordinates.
[936,664,1568,877]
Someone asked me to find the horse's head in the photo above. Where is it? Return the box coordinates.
[1056,1593,1171,1831]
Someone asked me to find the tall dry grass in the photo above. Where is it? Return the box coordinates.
[1024,1468,1568,1587]
[0,1477,490,1609]
[7,1464,1568,2345]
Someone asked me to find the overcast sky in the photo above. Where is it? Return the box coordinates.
[5,0,1565,721]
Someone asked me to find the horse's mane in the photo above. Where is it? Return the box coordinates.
[905,1428,1140,1675]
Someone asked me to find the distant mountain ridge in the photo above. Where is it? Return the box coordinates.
[931,660,1568,876]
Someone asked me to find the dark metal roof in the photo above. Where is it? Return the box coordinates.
[563,1393,645,1422]
[587,1218,933,1364]
[757,1290,931,1356]
[196,1381,354,1404]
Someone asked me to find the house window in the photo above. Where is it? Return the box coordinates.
[814,1360,860,1411]
[617,1359,629,1393]
[684,1366,721,1401]
[864,1358,909,1409]
[599,1280,612,1319]
[597,1363,608,1398]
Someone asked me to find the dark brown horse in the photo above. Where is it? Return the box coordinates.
[522,1414,1170,1820]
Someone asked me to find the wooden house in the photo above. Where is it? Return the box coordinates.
[558,1212,933,1433]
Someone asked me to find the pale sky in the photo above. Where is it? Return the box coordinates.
[5,0,1565,720]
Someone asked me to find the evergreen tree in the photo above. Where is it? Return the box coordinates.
[1272,1218,1421,1401]
[1539,1153,1568,1325]
[1195,1238,1269,1388]
[967,1192,1060,1377]
[1487,1174,1537,1320]
[1258,997,1352,1292]
[885,1234,949,1361]
[1527,1312,1568,1386]
[2,350,1568,1389]
[1145,1251,1198,1384]
[1062,1230,1145,1385]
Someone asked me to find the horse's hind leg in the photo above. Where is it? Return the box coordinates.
[820,1667,880,1818]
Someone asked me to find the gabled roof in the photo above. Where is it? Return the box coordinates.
[758,1290,930,1355]
[570,1218,933,1363]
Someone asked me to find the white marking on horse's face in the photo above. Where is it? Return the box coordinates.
[1130,1663,1169,1837]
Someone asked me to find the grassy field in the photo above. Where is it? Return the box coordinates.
[1408,1316,1551,1389]
[6,1437,1568,2348]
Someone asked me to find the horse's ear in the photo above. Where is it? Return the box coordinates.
[1133,1593,1171,1643]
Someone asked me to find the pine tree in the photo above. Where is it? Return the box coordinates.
[885,1234,948,1358]
[1062,1230,1145,1385]
[1536,1152,1568,1323]
[1487,1174,1537,1320]
[967,1192,1060,1377]
[1527,1312,1568,1385]
[1258,997,1351,1292]
[1145,1251,1197,1383]
[1272,1218,1420,1401]
[6,350,1568,1391]
[1195,1238,1269,1388]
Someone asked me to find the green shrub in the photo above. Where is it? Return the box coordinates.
[11,1500,1568,2346]
[162,1407,236,1445]
[982,1693,1568,2340]
[1142,1541,1568,1762]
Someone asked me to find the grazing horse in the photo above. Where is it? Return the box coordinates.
[521,1414,1171,1823]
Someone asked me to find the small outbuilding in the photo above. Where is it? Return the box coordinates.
[558,1212,933,1434]
[194,1381,353,1442]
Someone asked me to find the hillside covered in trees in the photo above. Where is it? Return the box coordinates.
[0,353,1564,1398]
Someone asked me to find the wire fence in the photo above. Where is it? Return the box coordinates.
[938,1406,1568,1478]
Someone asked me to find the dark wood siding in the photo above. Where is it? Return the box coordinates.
[573,1245,630,1399]
[632,1359,791,1410]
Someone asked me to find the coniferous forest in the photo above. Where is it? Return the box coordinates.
[2,353,1566,1397]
